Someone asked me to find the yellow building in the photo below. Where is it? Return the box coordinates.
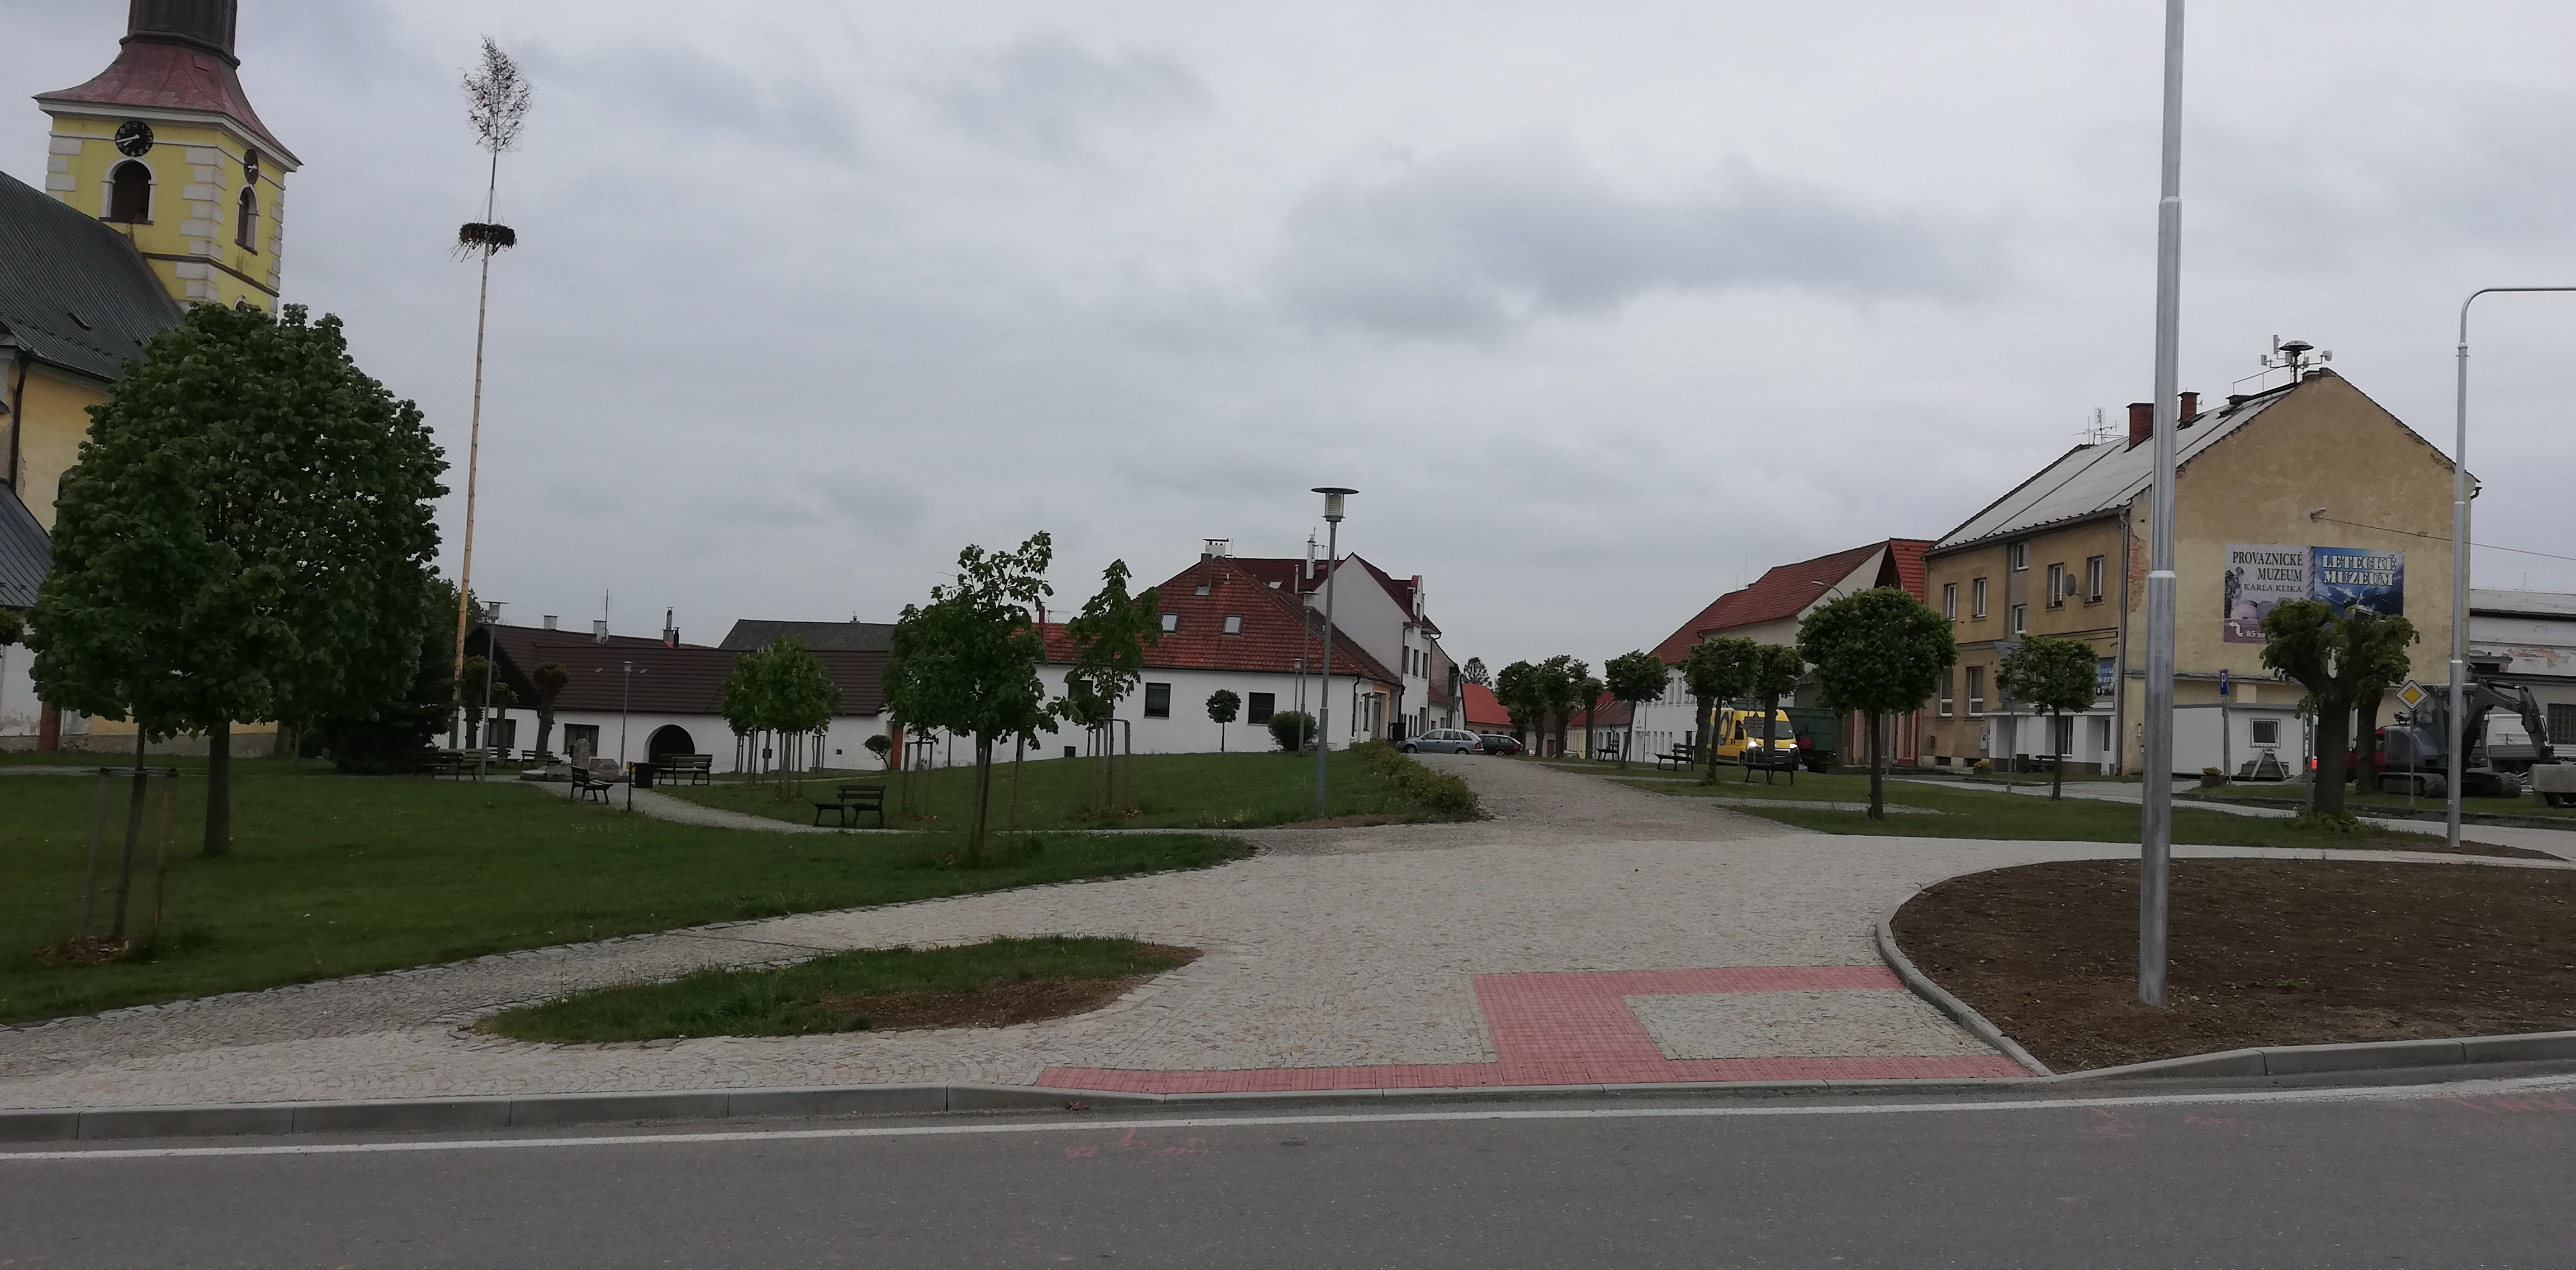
[1920,367,2459,778]
[2,0,295,750]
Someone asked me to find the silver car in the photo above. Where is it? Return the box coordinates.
[1400,728,1484,755]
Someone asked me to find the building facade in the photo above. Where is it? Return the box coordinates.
[1920,369,2459,777]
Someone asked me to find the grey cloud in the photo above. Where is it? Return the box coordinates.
[1272,136,2000,337]
[925,34,1209,160]
[525,42,858,155]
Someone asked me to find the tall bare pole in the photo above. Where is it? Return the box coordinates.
[2139,0,2186,1008]
[1312,489,1355,814]
[451,40,532,741]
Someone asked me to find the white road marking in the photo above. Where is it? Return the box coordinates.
[9,1073,2574,1163]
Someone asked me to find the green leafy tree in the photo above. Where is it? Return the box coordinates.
[529,661,570,761]
[885,534,1059,859]
[722,638,842,794]
[1569,664,1604,760]
[1997,636,2101,800]
[1682,637,1758,783]
[0,609,22,646]
[1746,644,1805,784]
[863,733,894,768]
[1267,709,1315,752]
[2350,632,2416,795]
[459,656,521,750]
[1603,650,1669,769]
[1797,589,1956,820]
[1061,560,1161,813]
[1206,689,1240,752]
[312,574,456,775]
[30,302,445,856]
[2259,601,2418,818]
[1493,660,1538,751]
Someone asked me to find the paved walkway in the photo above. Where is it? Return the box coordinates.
[4,757,2565,1110]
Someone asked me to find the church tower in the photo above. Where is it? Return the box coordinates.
[34,1,298,310]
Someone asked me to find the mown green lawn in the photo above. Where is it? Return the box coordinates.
[667,747,1467,831]
[1617,769,2471,851]
[0,766,1246,1024]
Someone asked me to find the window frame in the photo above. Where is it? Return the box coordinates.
[1938,668,1955,717]
[1942,582,1957,620]
[2009,604,2028,636]
[2251,718,2282,747]
[235,187,259,251]
[1971,577,1988,620]
[1142,682,1172,719]
[1247,692,1276,723]
[1221,614,1243,636]
[2045,563,2067,609]
[1159,613,1179,633]
[2086,555,2106,604]
[1966,666,1986,716]
[2009,542,2029,571]
[105,159,153,224]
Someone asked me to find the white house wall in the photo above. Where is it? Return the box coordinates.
[541,708,893,774]
[0,643,35,740]
[1031,665,1380,757]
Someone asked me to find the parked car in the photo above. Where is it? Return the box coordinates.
[1476,733,1524,756]
[1400,728,1484,755]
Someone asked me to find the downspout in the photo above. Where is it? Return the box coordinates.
[2113,499,2135,775]
[5,348,26,495]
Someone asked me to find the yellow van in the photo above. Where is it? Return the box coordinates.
[1711,708,1798,771]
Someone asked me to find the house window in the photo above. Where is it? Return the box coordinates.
[1143,683,1172,718]
[1966,666,1986,715]
[2086,555,2106,603]
[564,723,602,759]
[2549,704,2576,748]
[1247,692,1276,723]
[236,188,259,250]
[1972,577,1988,619]
[2251,718,2282,747]
[106,160,152,222]
[1222,614,1243,635]
[2046,563,2067,609]
[1942,582,1957,619]
[2009,604,2028,636]
[1939,669,1955,717]
[1159,613,1179,633]
[2009,542,2029,571]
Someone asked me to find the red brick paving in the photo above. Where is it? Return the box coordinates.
[1040,965,2029,1093]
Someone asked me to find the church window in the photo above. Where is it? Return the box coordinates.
[106,160,152,222]
[236,188,260,250]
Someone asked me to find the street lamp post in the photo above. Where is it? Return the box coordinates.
[1313,487,1356,815]
[2449,287,2576,851]
[2138,0,2187,1008]
[476,601,504,783]
[595,661,644,809]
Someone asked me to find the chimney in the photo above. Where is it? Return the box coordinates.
[592,619,609,644]
[662,608,678,648]
[2127,402,2154,449]
[542,614,558,630]
[2179,391,2200,423]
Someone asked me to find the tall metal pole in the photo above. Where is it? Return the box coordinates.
[2138,0,2187,1008]
[451,149,500,748]
[1313,488,1355,814]
[2449,287,2576,852]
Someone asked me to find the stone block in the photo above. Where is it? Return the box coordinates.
[2261,1037,2467,1075]
[80,1104,297,1140]
[2456,1031,2576,1064]
[0,1110,82,1142]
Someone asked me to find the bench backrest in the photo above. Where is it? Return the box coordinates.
[837,784,886,802]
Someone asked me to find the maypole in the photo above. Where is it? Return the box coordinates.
[451,39,532,742]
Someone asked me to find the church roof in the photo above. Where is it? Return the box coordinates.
[0,484,48,610]
[36,23,295,162]
[0,170,181,383]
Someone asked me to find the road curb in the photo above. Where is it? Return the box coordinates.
[1873,898,2054,1076]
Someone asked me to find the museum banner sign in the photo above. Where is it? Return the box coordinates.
[2222,544,2404,643]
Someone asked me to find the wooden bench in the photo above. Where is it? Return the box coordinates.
[1655,742,1698,770]
[659,754,714,786]
[570,766,618,803]
[812,783,887,828]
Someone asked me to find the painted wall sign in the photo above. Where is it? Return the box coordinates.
[2222,544,2404,643]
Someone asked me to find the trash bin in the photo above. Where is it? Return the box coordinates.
[632,762,656,789]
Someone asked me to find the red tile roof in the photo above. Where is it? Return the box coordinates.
[1227,553,1438,636]
[1039,556,1401,685]
[1651,541,1894,663]
[1464,683,1511,729]
[39,38,294,160]
[1881,538,1933,601]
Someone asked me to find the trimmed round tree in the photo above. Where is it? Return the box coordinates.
[2258,601,2417,819]
[1683,637,1757,783]
[1746,644,1804,784]
[1796,588,1957,820]
[1603,649,1669,769]
[1206,689,1240,752]
[1997,634,2101,800]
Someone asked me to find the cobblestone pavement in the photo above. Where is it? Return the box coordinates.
[4,757,2560,1109]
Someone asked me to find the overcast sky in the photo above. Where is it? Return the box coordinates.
[12,2,2576,670]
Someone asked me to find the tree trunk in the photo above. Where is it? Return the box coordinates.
[536,707,555,762]
[269,721,296,760]
[112,730,148,939]
[1761,693,1782,786]
[2313,702,2353,818]
[1621,717,1634,769]
[2050,712,2066,800]
[968,735,994,862]
[1705,705,1723,785]
[1867,709,1886,821]
[2355,694,2383,794]
[203,719,231,858]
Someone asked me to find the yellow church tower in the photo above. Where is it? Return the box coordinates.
[34,0,297,310]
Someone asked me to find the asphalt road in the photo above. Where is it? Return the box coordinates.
[7,1076,2576,1268]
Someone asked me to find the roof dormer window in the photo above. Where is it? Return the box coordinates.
[1222,615,1243,636]
[1160,613,1179,633]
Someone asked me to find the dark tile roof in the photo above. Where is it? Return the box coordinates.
[37,34,294,159]
[1039,556,1402,685]
[719,619,895,653]
[1651,541,1897,663]
[0,484,48,609]
[476,623,889,718]
[0,170,181,383]
[1227,553,1439,635]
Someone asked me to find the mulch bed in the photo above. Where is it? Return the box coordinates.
[819,945,1200,1031]
[1892,859,2576,1071]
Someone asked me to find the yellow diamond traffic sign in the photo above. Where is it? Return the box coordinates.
[2396,680,2428,710]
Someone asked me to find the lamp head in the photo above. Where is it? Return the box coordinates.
[1313,486,1357,523]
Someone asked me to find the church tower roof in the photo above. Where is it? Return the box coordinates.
[36,1,295,164]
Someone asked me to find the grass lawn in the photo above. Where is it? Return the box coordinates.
[2195,784,2576,821]
[0,767,1247,1025]
[666,747,1470,831]
[483,936,1196,1043]
[1614,769,2536,854]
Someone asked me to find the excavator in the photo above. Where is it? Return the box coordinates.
[2374,677,2559,801]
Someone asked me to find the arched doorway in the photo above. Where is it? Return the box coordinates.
[647,725,696,764]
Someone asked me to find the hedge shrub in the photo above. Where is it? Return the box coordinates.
[1353,741,1481,820]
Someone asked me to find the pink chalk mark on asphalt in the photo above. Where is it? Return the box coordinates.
[1040,965,2030,1094]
